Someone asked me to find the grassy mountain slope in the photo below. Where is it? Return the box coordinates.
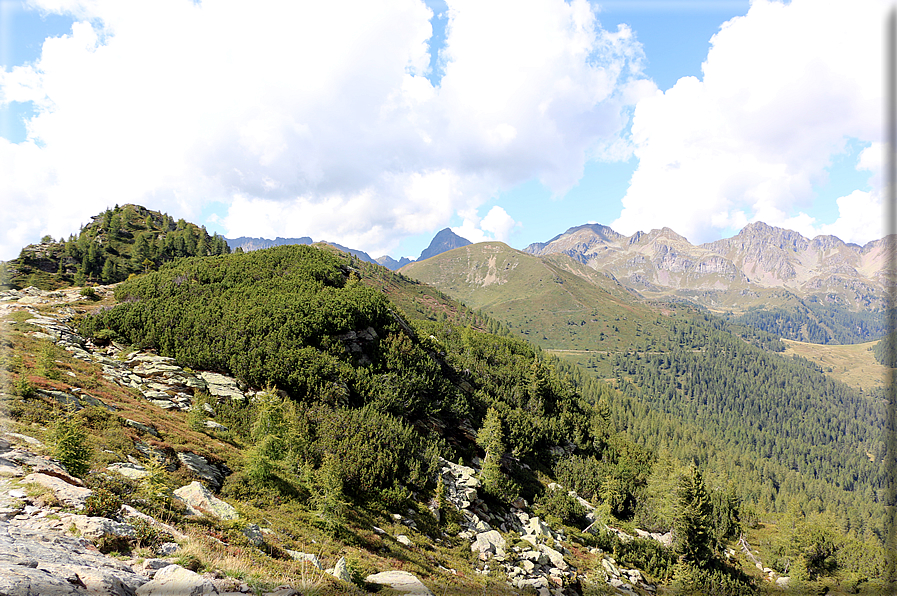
[400,242,678,351]
[781,339,888,393]
[3,207,890,593]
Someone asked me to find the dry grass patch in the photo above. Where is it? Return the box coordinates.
[781,339,887,393]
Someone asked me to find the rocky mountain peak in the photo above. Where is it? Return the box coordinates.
[522,220,885,311]
[716,221,809,252]
[418,228,471,262]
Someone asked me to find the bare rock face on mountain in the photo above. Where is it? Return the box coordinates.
[524,221,888,312]
[417,229,471,262]
[375,255,414,271]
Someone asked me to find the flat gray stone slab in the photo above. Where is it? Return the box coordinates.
[366,570,434,595]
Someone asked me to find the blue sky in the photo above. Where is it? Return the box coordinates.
[0,0,885,261]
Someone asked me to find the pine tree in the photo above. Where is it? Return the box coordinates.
[477,407,507,498]
[674,466,715,566]
[101,258,115,284]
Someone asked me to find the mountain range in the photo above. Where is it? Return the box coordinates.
[224,227,470,271]
[229,221,889,314]
[523,221,890,313]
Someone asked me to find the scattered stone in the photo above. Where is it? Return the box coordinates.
[397,534,413,547]
[538,544,568,571]
[634,528,673,548]
[326,556,353,583]
[173,481,238,520]
[285,550,322,569]
[67,514,136,541]
[124,419,160,438]
[157,542,180,556]
[471,530,506,557]
[243,523,265,547]
[136,563,217,595]
[366,570,435,596]
[203,420,228,432]
[5,433,42,447]
[177,452,228,490]
[107,462,150,480]
[0,518,146,596]
[199,372,245,401]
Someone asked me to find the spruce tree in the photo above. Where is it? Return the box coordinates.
[477,407,506,498]
[674,466,715,567]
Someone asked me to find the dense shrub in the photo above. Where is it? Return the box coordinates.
[309,405,441,498]
[534,485,588,527]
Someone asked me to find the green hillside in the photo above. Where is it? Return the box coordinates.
[401,242,678,351]
[1,203,229,290]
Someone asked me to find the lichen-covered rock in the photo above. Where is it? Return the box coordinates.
[176,452,227,490]
[67,514,136,541]
[107,462,150,480]
[173,481,238,520]
[243,523,264,547]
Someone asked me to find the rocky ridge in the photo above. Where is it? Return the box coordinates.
[523,221,890,311]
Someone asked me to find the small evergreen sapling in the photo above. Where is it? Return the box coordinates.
[52,413,92,478]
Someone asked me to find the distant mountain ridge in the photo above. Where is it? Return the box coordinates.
[225,227,471,271]
[524,221,890,313]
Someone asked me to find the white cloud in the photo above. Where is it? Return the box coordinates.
[0,0,650,259]
[481,205,518,241]
[452,205,519,245]
[612,0,886,245]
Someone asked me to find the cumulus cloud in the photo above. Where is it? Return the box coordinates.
[0,0,650,259]
[612,0,886,244]
[451,205,518,245]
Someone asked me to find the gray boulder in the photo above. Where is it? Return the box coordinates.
[471,530,506,557]
[22,473,92,509]
[366,570,434,595]
[176,452,227,490]
[136,564,218,595]
[285,550,322,569]
[326,556,352,583]
[243,524,264,547]
[0,519,147,595]
[173,482,238,520]
[67,515,136,542]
